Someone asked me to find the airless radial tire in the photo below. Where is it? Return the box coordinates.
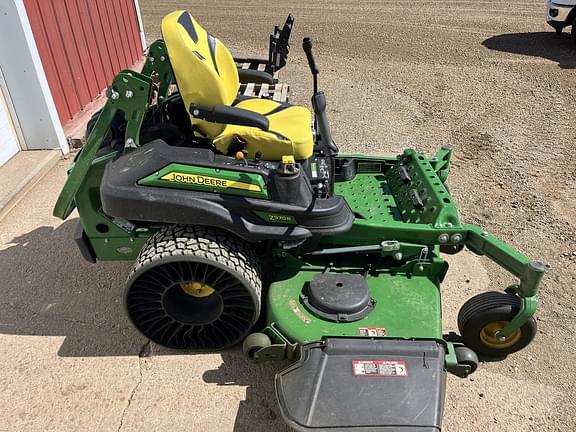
[125,225,262,349]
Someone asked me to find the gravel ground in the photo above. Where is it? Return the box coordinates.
[0,1,574,431]
[140,1,576,430]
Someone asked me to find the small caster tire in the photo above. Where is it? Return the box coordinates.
[455,346,479,374]
[458,291,537,357]
[243,332,272,360]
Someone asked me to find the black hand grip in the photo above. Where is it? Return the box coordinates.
[237,68,275,84]
[312,92,339,156]
[302,37,319,75]
[190,104,269,131]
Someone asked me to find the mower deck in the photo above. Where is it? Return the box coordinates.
[269,257,442,344]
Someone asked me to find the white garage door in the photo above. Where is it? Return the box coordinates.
[0,84,20,167]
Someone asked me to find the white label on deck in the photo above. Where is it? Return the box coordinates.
[352,360,408,377]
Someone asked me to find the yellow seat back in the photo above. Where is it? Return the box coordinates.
[161,11,239,137]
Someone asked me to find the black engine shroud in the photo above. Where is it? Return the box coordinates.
[100,140,354,242]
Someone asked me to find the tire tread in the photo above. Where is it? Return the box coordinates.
[129,225,262,302]
[125,225,262,349]
[457,291,520,333]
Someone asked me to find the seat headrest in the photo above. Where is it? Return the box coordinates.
[162,11,239,137]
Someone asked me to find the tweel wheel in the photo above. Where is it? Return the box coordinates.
[457,291,537,357]
[125,225,262,350]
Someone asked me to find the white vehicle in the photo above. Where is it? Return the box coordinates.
[547,0,576,41]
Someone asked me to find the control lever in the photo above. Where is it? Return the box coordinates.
[303,37,318,93]
[302,37,338,156]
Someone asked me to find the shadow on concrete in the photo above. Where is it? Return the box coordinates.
[482,32,576,69]
[203,350,291,432]
[0,219,147,357]
[1,220,289,428]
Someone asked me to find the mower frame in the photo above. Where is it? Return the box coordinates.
[54,44,544,375]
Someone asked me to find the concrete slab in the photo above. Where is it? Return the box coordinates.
[0,150,61,222]
[0,162,289,432]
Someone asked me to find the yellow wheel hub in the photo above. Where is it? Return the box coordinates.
[180,281,215,298]
[479,321,522,349]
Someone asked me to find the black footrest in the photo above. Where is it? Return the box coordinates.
[275,338,446,432]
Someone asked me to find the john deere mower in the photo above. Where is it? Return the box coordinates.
[54,11,545,432]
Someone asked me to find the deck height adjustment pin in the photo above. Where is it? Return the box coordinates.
[109,89,120,100]
[438,233,449,243]
[451,233,463,243]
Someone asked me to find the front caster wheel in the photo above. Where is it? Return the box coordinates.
[457,292,537,357]
[242,332,272,360]
[455,346,479,374]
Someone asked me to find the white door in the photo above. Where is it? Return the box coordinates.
[0,84,20,167]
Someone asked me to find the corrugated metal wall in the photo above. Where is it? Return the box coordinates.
[24,0,143,125]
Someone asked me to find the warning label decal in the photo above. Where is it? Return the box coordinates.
[358,327,387,337]
[352,360,408,377]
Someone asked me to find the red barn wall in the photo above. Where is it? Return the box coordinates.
[24,0,143,125]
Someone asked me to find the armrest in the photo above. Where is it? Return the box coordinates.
[237,68,275,84]
[190,104,269,131]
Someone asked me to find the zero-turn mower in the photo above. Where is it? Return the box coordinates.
[53,10,545,432]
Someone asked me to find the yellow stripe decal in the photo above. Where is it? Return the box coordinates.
[160,172,262,192]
